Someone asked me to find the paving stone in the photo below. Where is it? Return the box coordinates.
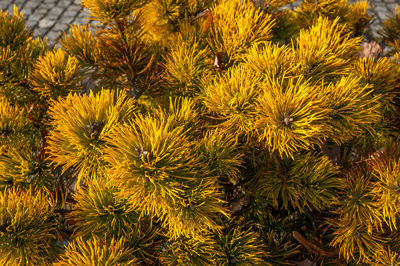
[46,13,60,20]
[25,20,37,29]
[375,4,390,12]
[47,30,61,43]
[48,7,65,16]
[387,3,400,9]
[59,15,75,24]
[73,16,89,25]
[63,10,79,18]
[39,18,56,28]
[52,23,69,32]
[33,27,48,37]
[374,1,388,7]
[33,8,49,15]
[0,2,8,10]
[47,39,56,48]
[14,2,24,7]
[24,1,40,8]
[67,5,81,12]
[20,7,33,15]
[38,2,51,8]
[28,14,42,23]
[56,0,73,8]
[377,10,391,20]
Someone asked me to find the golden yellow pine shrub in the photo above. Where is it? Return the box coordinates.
[30,49,83,99]
[201,65,262,141]
[319,75,382,145]
[159,235,218,265]
[253,75,330,158]
[55,236,140,265]
[214,223,270,265]
[352,56,399,113]
[60,1,157,99]
[143,0,216,37]
[46,89,137,184]
[60,24,99,66]
[196,129,244,185]
[0,188,58,265]
[293,16,361,83]
[207,0,275,64]
[104,110,229,241]
[162,38,211,97]
[1,0,400,264]
[68,180,149,239]
[258,152,341,212]
[379,7,400,56]
[82,0,146,23]
[371,156,400,231]
[67,180,160,261]
[0,6,47,105]
[293,0,372,35]
[0,146,52,190]
[242,42,298,80]
[329,219,388,264]
[0,97,38,147]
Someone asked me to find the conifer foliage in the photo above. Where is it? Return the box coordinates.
[1,0,400,264]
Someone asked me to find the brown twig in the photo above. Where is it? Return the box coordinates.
[292,231,327,257]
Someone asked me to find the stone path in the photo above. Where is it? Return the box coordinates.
[0,0,399,48]
[0,0,94,47]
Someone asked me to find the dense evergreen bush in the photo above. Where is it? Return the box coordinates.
[1,0,400,264]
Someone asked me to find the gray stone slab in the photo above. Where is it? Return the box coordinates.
[66,5,81,12]
[47,30,61,42]
[39,18,56,28]
[26,20,37,29]
[46,13,60,20]
[20,7,33,15]
[62,10,79,18]
[33,8,49,15]
[377,10,391,20]
[72,17,88,25]
[59,15,75,24]
[0,1,8,10]
[52,23,69,32]
[28,13,42,23]
[48,7,65,16]
[42,0,58,3]
[387,3,399,9]
[47,40,56,47]
[33,27,48,37]
[24,1,41,8]
[56,0,73,8]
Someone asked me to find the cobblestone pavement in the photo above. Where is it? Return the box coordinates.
[0,0,399,48]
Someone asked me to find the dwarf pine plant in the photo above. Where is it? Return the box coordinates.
[1,0,400,264]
